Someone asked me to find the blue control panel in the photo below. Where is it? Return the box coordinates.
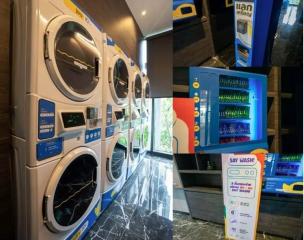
[85,128,101,143]
[263,154,303,195]
[38,99,55,140]
[36,137,63,161]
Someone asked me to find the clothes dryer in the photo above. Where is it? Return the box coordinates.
[12,0,103,239]
[102,34,131,140]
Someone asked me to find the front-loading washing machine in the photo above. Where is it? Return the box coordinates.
[101,129,129,210]
[12,0,103,239]
[129,61,143,124]
[126,62,143,179]
[101,33,131,140]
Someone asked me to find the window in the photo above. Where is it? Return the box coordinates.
[153,98,173,154]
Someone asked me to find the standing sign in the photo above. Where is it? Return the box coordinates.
[222,154,265,240]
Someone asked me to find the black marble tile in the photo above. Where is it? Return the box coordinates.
[173,212,289,240]
[271,2,303,66]
[85,156,173,240]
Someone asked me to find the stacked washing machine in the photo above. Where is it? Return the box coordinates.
[12,0,103,239]
[100,34,130,210]
[11,0,151,238]
[127,63,143,179]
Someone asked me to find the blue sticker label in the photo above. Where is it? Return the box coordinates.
[106,126,115,138]
[106,37,115,46]
[38,99,55,140]
[36,138,63,161]
[66,200,101,240]
[85,128,101,143]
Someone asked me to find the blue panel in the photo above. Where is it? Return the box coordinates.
[66,200,101,240]
[234,0,283,66]
[263,154,303,195]
[106,37,115,46]
[36,137,63,161]
[38,99,55,140]
[85,128,101,143]
[101,184,123,211]
[189,67,267,153]
[106,126,115,138]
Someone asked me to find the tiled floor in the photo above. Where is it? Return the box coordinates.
[173,212,288,240]
[85,155,173,240]
[271,2,303,66]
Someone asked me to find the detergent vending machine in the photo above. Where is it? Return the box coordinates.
[189,67,268,153]
[263,154,303,195]
[234,0,283,66]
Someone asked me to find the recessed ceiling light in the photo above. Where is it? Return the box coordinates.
[141,10,147,16]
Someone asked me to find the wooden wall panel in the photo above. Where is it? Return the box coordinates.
[75,0,143,64]
[0,0,12,239]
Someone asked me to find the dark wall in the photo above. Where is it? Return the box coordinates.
[75,0,143,64]
[147,32,173,98]
[0,0,12,239]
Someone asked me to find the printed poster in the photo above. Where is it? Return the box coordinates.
[235,0,255,47]
[222,154,265,240]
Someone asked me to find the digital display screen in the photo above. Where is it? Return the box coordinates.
[61,112,85,128]
[114,111,124,120]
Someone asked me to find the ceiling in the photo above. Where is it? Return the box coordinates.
[125,0,172,37]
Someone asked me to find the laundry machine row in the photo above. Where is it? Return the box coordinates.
[11,0,151,239]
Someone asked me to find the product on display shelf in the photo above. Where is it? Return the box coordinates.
[189,67,268,153]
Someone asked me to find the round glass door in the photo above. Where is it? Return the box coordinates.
[132,129,141,160]
[55,22,99,95]
[45,16,100,101]
[134,74,142,104]
[145,82,150,99]
[52,154,97,227]
[112,59,129,102]
[108,135,128,181]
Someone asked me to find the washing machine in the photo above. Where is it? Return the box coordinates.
[129,62,143,124]
[101,129,129,210]
[12,0,103,239]
[140,75,151,159]
[101,33,131,140]
[126,63,143,179]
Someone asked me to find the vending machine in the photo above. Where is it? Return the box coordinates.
[173,0,197,22]
[189,67,268,153]
[263,154,303,195]
[234,0,283,66]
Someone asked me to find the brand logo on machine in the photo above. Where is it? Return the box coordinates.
[74,60,88,70]
[236,2,253,17]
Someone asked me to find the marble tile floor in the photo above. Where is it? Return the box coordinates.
[173,212,289,240]
[85,155,173,240]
